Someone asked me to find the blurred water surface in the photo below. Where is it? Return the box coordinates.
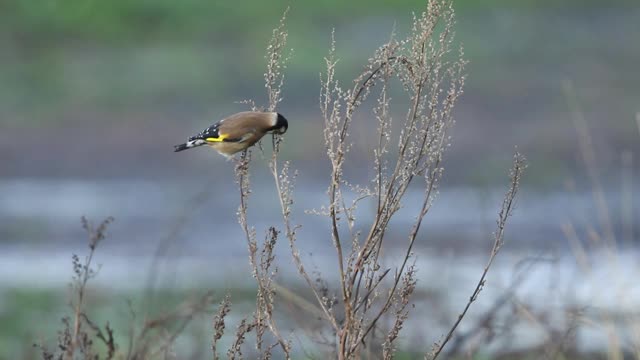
[1,177,636,258]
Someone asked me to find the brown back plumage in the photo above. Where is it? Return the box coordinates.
[216,111,278,145]
[174,111,287,156]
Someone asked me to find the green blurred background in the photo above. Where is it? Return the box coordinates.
[1,0,638,181]
[1,0,639,358]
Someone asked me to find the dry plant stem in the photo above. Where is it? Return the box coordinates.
[212,294,232,360]
[257,228,291,358]
[355,3,459,295]
[227,318,252,359]
[236,150,253,246]
[44,217,210,359]
[357,55,394,307]
[256,1,468,358]
[231,9,295,358]
[332,61,388,348]
[269,148,339,330]
[312,1,467,357]
[325,45,407,359]
[429,152,526,360]
[380,6,460,357]
[353,163,441,356]
[325,38,385,306]
[66,216,114,359]
[382,266,417,359]
[235,150,291,358]
[81,313,116,359]
[263,10,341,332]
[265,7,290,112]
[444,255,546,355]
[352,160,442,357]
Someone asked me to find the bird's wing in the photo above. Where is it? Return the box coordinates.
[189,122,222,141]
[216,112,269,143]
[190,122,256,143]
[190,112,268,144]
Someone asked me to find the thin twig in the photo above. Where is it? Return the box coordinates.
[429,152,526,360]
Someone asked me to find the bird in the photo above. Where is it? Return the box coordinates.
[174,111,288,158]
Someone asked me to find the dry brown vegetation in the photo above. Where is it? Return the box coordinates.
[37,1,532,359]
[218,1,525,359]
[35,216,215,360]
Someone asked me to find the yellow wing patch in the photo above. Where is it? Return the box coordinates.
[205,134,227,142]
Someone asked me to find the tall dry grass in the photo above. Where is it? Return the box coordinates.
[218,1,525,359]
[37,1,528,359]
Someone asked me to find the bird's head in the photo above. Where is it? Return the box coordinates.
[272,113,289,135]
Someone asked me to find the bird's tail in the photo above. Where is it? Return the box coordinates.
[174,139,206,152]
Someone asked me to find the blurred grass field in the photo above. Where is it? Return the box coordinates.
[2,0,638,188]
[2,0,638,127]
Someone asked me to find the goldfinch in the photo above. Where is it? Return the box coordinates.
[174,111,288,157]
